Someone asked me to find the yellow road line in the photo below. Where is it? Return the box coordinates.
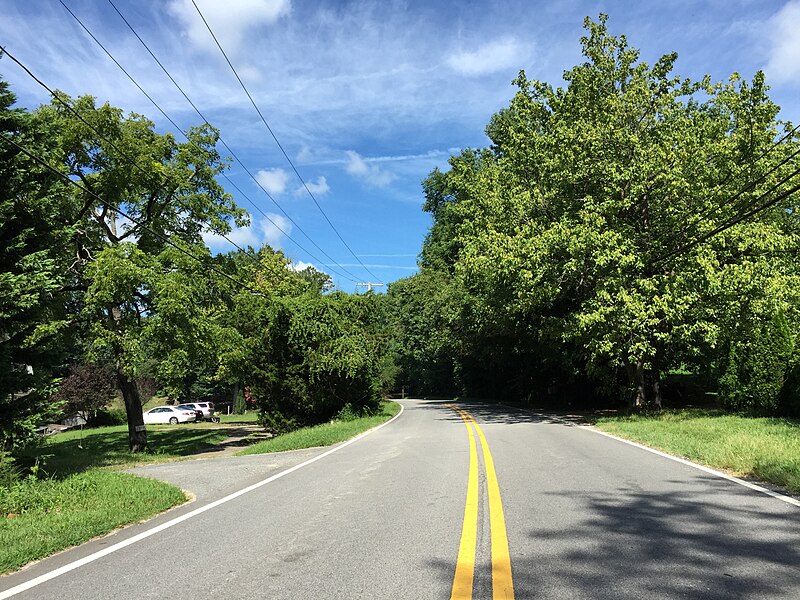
[460,408,516,600]
[448,405,479,600]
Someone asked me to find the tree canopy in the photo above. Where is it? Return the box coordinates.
[390,15,800,414]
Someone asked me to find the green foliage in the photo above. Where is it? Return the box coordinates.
[229,291,383,433]
[390,14,800,414]
[718,311,792,414]
[234,390,247,415]
[0,79,78,450]
[88,408,127,427]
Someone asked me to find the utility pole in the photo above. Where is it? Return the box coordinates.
[355,282,385,293]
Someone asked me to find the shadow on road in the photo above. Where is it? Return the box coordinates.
[416,399,572,426]
[510,484,800,599]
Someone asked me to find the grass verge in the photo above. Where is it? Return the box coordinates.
[594,409,800,494]
[0,470,186,574]
[237,401,401,456]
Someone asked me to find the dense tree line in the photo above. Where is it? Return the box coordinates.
[387,16,800,416]
[0,78,385,458]
[4,14,799,470]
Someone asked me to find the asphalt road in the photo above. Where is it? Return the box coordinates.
[2,400,799,599]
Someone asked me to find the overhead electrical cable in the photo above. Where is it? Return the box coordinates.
[57,0,358,285]
[0,131,266,295]
[0,44,296,282]
[101,0,360,284]
[678,139,800,237]
[188,0,385,285]
[651,164,800,266]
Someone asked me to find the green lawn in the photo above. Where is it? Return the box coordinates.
[0,470,185,574]
[17,425,230,475]
[1,423,231,574]
[219,411,260,424]
[238,401,401,455]
[594,409,800,494]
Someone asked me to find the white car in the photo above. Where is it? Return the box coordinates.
[178,402,215,420]
[143,406,198,425]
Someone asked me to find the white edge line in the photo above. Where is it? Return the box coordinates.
[582,425,800,508]
[508,405,800,509]
[0,402,405,599]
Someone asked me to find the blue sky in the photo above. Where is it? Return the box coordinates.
[2,0,799,291]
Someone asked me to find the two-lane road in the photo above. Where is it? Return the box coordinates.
[2,400,798,599]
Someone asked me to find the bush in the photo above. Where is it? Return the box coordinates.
[88,408,127,427]
[334,403,359,422]
[778,358,800,418]
[718,312,792,415]
[246,294,383,431]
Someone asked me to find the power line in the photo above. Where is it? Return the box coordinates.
[0,131,264,295]
[57,0,358,285]
[188,0,385,285]
[102,0,360,284]
[651,165,800,266]
[0,43,297,283]
[678,138,800,237]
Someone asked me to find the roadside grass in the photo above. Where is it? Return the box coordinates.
[238,401,401,455]
[17,425,230,475]
[219,412,259,424]
[1,423,230,574]
[593,409,800,494]
[0,470,186,574]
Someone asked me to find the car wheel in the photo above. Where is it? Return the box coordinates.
[169,417,178,425]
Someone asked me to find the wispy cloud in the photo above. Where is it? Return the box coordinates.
[167,0,291,54]
[345,150,396,187]
[764,0,800,84]
[446,37,530,76]
[255,168,290,195]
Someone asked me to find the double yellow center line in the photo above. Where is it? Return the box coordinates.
[448,405,515,600]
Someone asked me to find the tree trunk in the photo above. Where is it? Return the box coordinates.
[117,367,147,452]
[652,352,663,410]
[634,359,647,408]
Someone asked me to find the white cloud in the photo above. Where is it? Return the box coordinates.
[255,168,290,195]
[259,213,292,248]
[446,37,528,76]
[295,176,330,197]
[764,1,800,83]
[202,213,291,250]
[167,0,291,53]
[288,260,315,271]
[345,150,396,187]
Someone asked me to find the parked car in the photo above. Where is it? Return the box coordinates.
[177,404,204,422]
[178,401,215,421]
[143,406,198,425]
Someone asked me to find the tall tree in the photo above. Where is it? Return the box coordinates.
[0,79,75,450]
[401,15,800,410]
[36,93,246,451]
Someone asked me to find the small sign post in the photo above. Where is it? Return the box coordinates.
[134,425,146,432]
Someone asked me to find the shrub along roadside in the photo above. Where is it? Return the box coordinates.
[238,401,401,455]
[0,470,186,574]
[593,410,800,494]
